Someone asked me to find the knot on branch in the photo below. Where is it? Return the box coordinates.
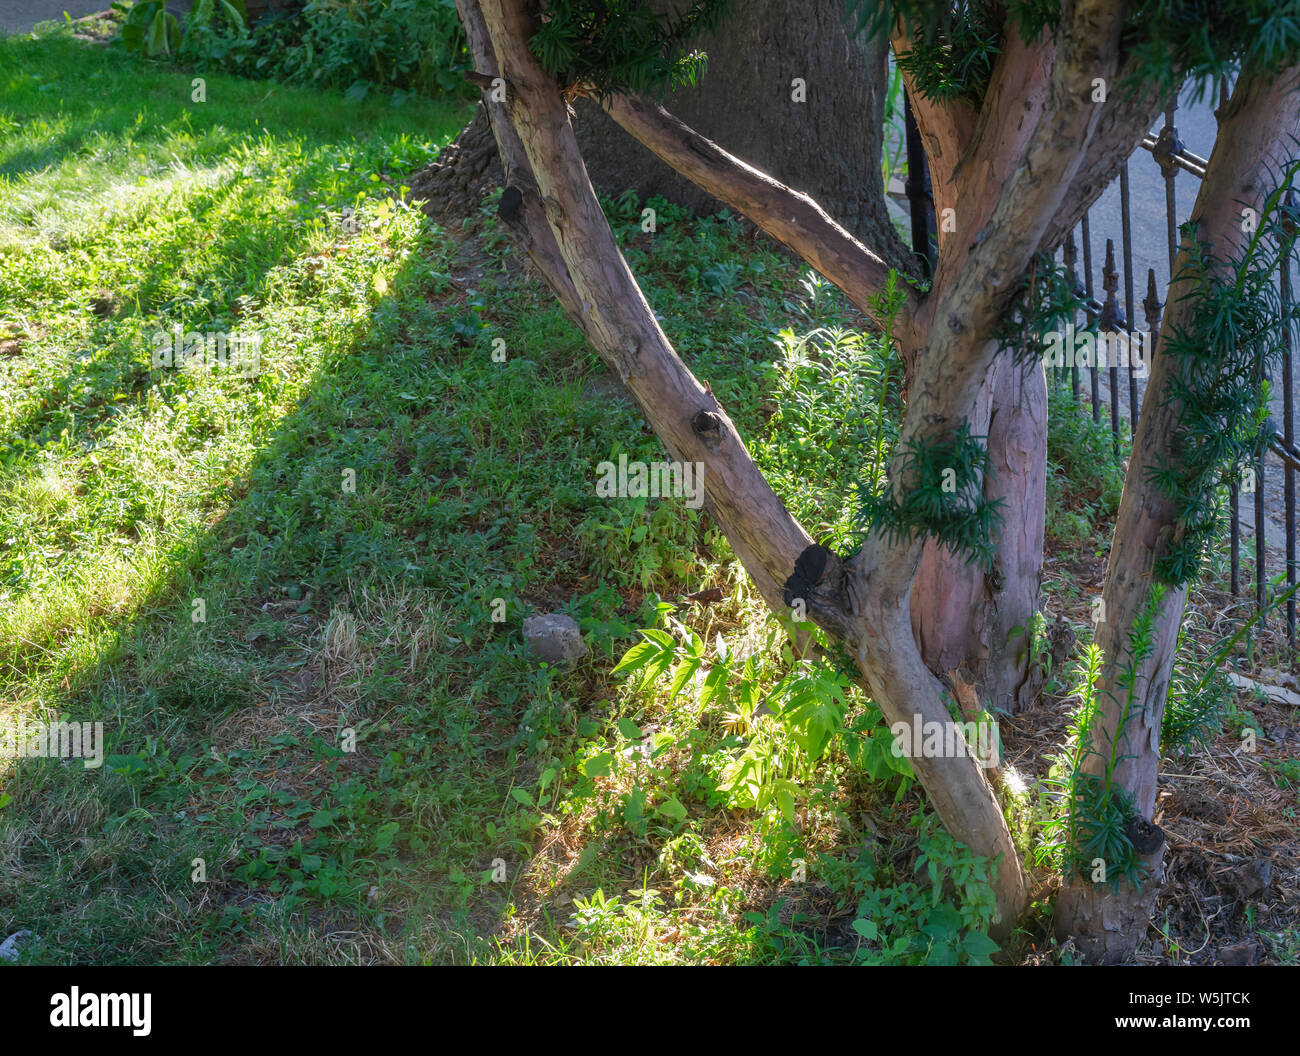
[1126,814,1166,855]
[783,544,855,640]
[498,185,523,223]
[691,409,724,445]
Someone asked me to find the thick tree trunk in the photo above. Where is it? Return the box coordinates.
[459,0,1032,935]
[1056,67,1300,962]
[407,104,502,223]
[573,0,909,266]
[416,0,909,269]
[898,20,1158,721]
[911,355,1048,716]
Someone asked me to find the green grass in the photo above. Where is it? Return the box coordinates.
[1,31,997,965]
[4,31,1291,967]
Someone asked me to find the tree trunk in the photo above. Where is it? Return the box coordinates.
[416,0,909,270]
[911,355,1048,717]
[1056,66,1300,962]
[460,0,1031,937]
[456,0,1146,940]
[572,0,909,266]
[407,104,502,223]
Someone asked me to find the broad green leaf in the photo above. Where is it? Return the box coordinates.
[579,752,613,778]
[667,656,701,698]
[852,918,878,940]
[610,640,659,676]
[698,664,728,708]
[962,931,1000,959]
[657,795,688,821]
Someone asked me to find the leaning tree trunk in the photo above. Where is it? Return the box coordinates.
[1056,66,1300,962]
[416,0,910,268]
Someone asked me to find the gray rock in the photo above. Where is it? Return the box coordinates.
[1235,858,1273,899]
[522,613,588,666]
[0,930,37,963]
[1217,941,1259,966]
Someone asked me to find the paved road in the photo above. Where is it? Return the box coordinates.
[0,1,107,35]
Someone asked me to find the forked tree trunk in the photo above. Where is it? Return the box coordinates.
[457,0,1184,947]
[602,92,1050,718]
[894,22,1161,722]
[420,4,1062,723]
[1056,67,1300,962]
[457,0,1032,934]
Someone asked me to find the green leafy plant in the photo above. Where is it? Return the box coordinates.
[1045,384,1128,550]
[844,816,1000,965]
[610,615,910,824]
[113,0,183,57]
[858,420,1005,569]
[1163,633,1234,754]
[1037,587,1167,888]
[528,0,734,98]
[576,491,700,591]
[176,0,249,63]
[1149,161,1300,586]
[760,321,903,551]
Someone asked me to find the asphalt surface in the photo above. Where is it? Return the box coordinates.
[0,1,107,35]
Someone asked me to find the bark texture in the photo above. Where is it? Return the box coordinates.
[572,0,910,267]
[1056,67,1300,962]
[407,105,502,224]
[911,353,1048,716]
[416,0,909,272]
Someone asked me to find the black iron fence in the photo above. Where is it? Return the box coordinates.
[903,87,1299,647]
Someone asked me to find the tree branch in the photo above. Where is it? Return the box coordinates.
[910,0,1130,411]
[452,0,587,330]
[890,21,978,221]
[468,0,817,616]
[602,93,918,330]
[1038,70,1165,252]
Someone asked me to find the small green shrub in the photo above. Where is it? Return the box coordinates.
[1045,388,1126,550]
[112,0,476,101]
